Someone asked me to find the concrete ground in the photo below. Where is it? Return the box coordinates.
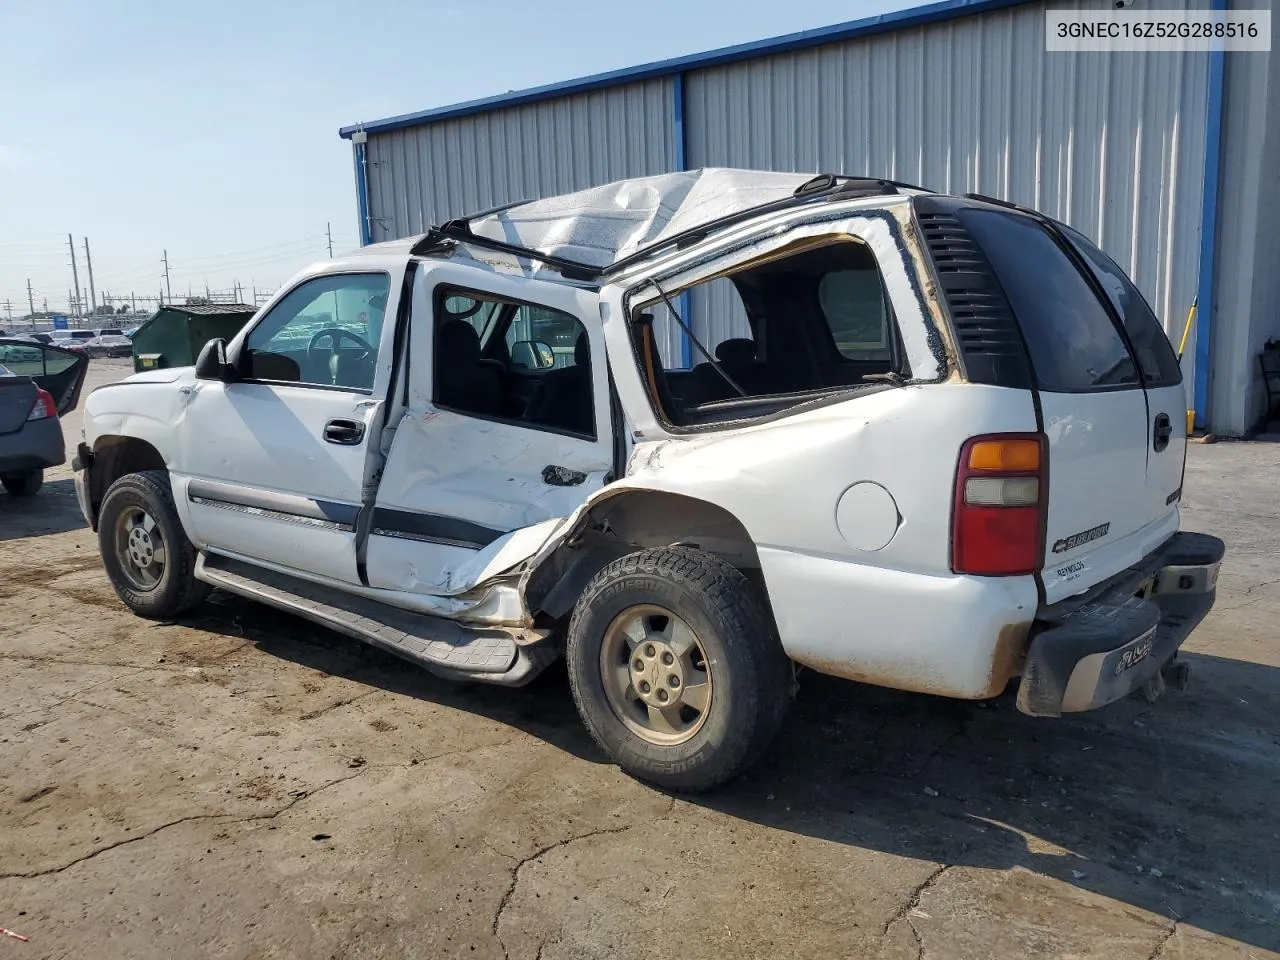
[1,359,1276,959]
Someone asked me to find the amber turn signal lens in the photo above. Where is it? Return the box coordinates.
[968,438,1041,472]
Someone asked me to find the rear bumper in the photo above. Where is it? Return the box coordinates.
[1017,531,1225,717]
[0,417,65,476]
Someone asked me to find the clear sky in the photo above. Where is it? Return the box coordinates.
[0,0,907,319]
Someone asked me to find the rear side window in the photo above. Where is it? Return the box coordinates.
[1057,225,1183,388]
[818,268,892,361]
[960,209,1138,392]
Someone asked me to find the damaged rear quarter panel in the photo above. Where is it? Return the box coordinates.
[527,382,1041,699]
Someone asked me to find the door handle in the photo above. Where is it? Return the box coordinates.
[1152,413,1172,452]
[324,418,365,445]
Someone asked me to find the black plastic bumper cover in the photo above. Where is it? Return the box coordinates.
[1017,532,1226,717]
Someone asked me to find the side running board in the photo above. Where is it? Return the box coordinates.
[195,554,556,687]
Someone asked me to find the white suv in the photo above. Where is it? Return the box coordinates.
[74,169,1224,790]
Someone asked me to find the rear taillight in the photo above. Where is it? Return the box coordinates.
[951,433,1047,576]
[26,388,57,422]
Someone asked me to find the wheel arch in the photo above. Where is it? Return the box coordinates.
[84,435,168,530]
[523,487,772,623]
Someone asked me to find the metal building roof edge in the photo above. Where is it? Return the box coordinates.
[338,0,1034,139]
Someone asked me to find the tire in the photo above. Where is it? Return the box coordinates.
[98,470,210,619]
[566,547,792,792]
[2,469,43,496]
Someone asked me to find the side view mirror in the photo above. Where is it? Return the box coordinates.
[510,339,556,370]
[194,338,234,381]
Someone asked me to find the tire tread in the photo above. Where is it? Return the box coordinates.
[99,470,210,619]
[567,546,791,792]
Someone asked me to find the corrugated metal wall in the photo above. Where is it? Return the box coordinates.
[685,0,1211,362]
[357,0,1245,422]
[364,79,675,242]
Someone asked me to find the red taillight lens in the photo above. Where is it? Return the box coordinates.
[951,432,1047,576]
[26,388,57,422]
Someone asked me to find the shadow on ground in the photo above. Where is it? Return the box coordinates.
[0,479,88,542]
[191,591,1280,954]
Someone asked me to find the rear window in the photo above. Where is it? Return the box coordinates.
[1057,224,1183,388]
[961,209,1138,392]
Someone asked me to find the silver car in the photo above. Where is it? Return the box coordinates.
[0,339,89,496]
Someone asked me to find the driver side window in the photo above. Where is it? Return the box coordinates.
[243,273,389,391]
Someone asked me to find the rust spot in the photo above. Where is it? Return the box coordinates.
[791,654,977,700]
[792,620,1032,701]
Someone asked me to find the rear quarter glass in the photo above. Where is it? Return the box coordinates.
[1055,223,1183,388]
[958,208,1139,393]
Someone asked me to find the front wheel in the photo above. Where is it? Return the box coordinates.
[566,547,792,792]
[2,469,43,496]
[98,470,210,619]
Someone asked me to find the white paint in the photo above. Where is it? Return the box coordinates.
[835,482,900,552]
[364,261,613,596]
[1037,386,1181,605]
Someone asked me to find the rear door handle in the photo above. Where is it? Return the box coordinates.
[1153,412,1172,452]
[324,418,365,445]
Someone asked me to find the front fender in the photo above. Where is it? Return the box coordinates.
[83,373,192,464]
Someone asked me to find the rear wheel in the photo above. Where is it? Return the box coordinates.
[98,470,210,619]
[2,469,43,496]
[566,547,792,792]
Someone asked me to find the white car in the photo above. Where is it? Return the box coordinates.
[74,169,1224,790]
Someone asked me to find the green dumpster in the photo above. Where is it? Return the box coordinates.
[131,303,257,373]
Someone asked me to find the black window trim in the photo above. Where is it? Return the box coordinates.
[959,206,1146,396]
[1051,221,1182,389]
[235,269,392,394]
[430,282,600,442]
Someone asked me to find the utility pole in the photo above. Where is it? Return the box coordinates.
[26,279,34,319]
[41,297,47,312]
[162,250,172,303]
[3,300,12,323]
[131,293,136,313]
[83,237,98,314]
[327,222,334,257]
[68,234,84,320]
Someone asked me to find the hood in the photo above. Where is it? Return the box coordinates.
[101,366,191,387]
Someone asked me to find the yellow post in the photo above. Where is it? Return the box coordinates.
[1177,298,1197,432]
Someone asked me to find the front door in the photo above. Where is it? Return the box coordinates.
[175,271,395,585]
[365,263,614,596]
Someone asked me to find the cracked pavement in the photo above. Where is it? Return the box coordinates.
[0,362,1277,959]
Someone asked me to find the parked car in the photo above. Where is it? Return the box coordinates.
[0,339,89,496]
[84,334,134,358]
[73,169,1224,790]
[0,341,45,365]
[94,327,126,338]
